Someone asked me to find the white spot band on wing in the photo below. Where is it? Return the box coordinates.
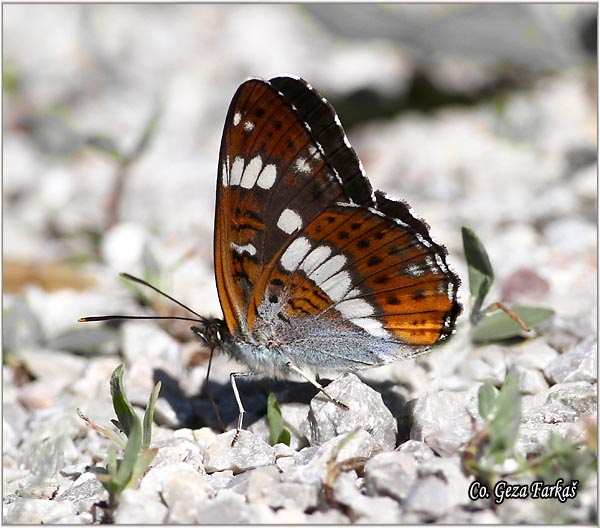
[300,246,332,276]
[351,317,389,338]
[277,209,303,234]
[231,242,257,256]
[281,237,312,272]
[309,254,347,286]
[336,297,374,319]
[230,156,244,186]
[240,155,263,189]
[319,270,352,302]
[256,164,277,189]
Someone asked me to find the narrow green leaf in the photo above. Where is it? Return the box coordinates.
[462,227,494,304]
[488,366,521,463]
[478,381,498,419]
[142,381,161,450]
[115,414,142,488]
[110,364,136,437]
[472,305,555,343]
[277,429,291,446]
[129,448,158,489]
[267,392,285,445]
[106,444,118,477]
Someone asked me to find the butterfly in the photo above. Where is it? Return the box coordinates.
[82,76,461,443]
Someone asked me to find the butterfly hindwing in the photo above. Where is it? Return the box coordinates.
[215,76,460,363]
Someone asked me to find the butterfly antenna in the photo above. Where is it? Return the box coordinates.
[119,272,204,319]
[78,273,204,323]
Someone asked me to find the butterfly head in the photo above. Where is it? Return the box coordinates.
[191,317,230,352]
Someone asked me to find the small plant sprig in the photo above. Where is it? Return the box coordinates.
[78,364,161,514]
[463,368,597,521]
[462,227,554,343]
[462,366,522,486]
[322,429,368,507]
[266,392,291,446]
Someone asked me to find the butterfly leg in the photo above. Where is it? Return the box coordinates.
[229,371,261,446]
[286,362,349,411]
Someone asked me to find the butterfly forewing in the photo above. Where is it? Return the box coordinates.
[215,76,460,363]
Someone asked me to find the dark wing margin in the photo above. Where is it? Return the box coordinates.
[269,76,375,207]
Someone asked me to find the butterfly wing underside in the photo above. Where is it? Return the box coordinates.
[215,76,460,357]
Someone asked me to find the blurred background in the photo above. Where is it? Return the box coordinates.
[3,3,597,387]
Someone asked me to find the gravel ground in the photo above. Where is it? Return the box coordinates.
[3,4,597,524]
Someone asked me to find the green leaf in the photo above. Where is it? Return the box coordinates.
[110,364,136,438]
[472,305,555,343]
[478,381,498,419]
[129,448,158,489]
[277,429,291,446]
[142,381,161,450]
[115,414,143,488]
[266,392,290,446]
[488,366,521,463]
[462,227,494,305]
[106,444,118,477]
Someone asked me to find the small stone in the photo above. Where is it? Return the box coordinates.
[293,446,318,465]
[301,373,397,450]
[203,430,276,474]
[192,427,217,448]
[460,345,508,385]
[276,456,295,473]
[162,466,213,523]
[403,476,449,520]
[113,488,168,524]
[3,498,77,524]
[282,429,379,487]
[417,455,473,508]
[55,472,107,511]
[545,382,597,414]
[522,401,579,425]
[151,436,205,472]
[410,388,478,456]
[205,469,234,490]
[273,442,296,458]
[192,489,252,523]
[225,470,252,495]
[397,439,436,462]
[334,470,402,523]
[516,402,580,455]
[517,366,549,395]
[268,482,320,512]
[544,336,597,383]
[514,339,559,371]
[17,350,87,409]
[19,481,60,499]
[244,465,281,502]
[172,427,194,440]
[364,451,417,501]
[59,463,89,478]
